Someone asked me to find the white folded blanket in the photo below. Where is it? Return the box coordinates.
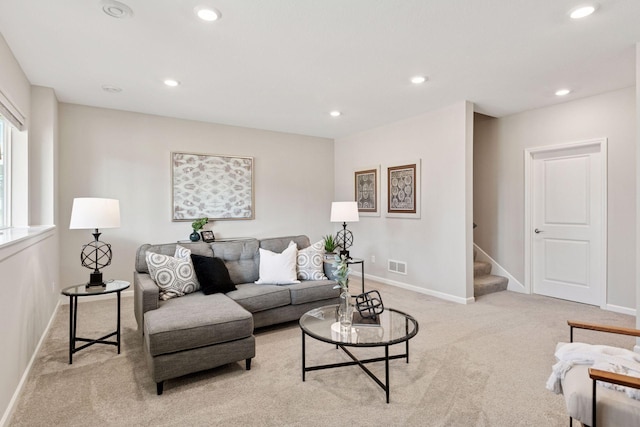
[546,342,640,400]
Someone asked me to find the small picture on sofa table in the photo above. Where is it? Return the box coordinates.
[172,152,254,221]
[355,167,379,216]
[386,161,420,218]
[200,230,215,243]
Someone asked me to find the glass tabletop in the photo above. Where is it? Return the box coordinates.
[61,279,130,296]
[299,305,418,347]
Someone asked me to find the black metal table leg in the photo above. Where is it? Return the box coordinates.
[361,262,365,294]
[302,330,306,381]
[68,296,74,364]
[117,290,122,353]
[385,345,390,403]
[592,378,597,427]
[405,317,410,363]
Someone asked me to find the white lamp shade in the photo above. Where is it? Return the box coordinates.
[330,201,359,223]
[69,198,121,229]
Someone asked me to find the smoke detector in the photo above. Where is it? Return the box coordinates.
[100,0,133,19]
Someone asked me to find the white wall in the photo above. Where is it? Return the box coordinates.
[334,101,474,302]
[29,86,58,226]
[474,87,636,311]
[58,104,335,285]
[636,42,640,336]
[0,34,60,425]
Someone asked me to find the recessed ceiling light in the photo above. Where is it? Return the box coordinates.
[100,0,133,19]
[195,6,221,21]
[569,5,597,19]
[164,79,180,87]
[329,111,341,117]
[101,85,122,93]
[410,76,427,84]
[555,89,571,96]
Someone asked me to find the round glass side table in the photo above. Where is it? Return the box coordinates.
[61,280,130,364]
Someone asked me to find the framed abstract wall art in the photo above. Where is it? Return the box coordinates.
[354,166,380,216]
[386,160,421,218]
[171,152,254,221]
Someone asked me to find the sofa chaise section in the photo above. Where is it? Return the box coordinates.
[133,235,339,394]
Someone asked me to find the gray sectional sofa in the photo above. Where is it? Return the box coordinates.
[133,235,339,395]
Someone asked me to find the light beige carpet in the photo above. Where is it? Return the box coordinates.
[8,281,637,426]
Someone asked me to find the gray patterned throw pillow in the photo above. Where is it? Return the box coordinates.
[297,240,327,281]
[146,251,200,300]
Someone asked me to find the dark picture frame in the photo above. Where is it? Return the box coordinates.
[387,163,417,214]
[200,230,215,242]
[354,168,377,213]
[171,152,254,221]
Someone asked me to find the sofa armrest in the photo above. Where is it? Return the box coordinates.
[134,271,159,332]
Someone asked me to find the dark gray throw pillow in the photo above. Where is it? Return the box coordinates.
[190,254,237,294]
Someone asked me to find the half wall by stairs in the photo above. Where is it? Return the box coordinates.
[474,250,508,297]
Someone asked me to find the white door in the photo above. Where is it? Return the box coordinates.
[532,143,604,305]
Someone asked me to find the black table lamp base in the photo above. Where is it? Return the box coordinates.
[87,271,106,288]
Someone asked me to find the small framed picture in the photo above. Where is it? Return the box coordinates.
[386,160,421,219]
[354,167,380,216]
[200,230,215,243]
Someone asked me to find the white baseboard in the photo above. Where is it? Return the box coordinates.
[0,300,61,427]
[604,303,637,317]
[58,289,134,305]
[353,271,475,304]
[473,243,525,293]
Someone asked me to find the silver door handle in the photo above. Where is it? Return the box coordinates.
[534,228,544,234]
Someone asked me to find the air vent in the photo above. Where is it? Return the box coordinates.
[388,259,407,275]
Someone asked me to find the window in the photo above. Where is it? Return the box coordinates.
[0,115,9,229]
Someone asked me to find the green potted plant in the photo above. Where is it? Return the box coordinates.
[190,217,208,242]
[323,234,338,254]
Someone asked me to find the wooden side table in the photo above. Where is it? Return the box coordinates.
[61,280,130,364]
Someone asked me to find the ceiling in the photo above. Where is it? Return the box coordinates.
[0,0,639,139]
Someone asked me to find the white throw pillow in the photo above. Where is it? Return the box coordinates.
[255,241,301,285]
[297,240,327,280]
[146,251,200,300]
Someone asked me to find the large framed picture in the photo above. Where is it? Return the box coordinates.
[386,161,421,218]
[354,166,380,216]
[171,152,254,221]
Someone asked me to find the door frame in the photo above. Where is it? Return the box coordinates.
[523,138,608,307]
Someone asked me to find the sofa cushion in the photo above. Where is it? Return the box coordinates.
[144,293,253,356]
[211,239,260,284]
[136,242,214,274]
[285,280,340,305]
[145,251,200,300]
[255,241,300,285]
[190,254,237,294]
[297,240,327,281]
[226,283,291,313]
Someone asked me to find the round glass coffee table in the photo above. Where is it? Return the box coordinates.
[299,304,418,403]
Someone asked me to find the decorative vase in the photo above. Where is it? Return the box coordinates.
[338,288,352,332]
[189,230,201,242]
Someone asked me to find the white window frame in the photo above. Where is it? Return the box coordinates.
[0,115,11,230]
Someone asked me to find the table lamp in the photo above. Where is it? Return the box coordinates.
[330,201,359,259]
[69,198,121,288]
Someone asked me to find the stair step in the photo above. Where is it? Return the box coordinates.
[474,261,492,278]
[474,274,508,297]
